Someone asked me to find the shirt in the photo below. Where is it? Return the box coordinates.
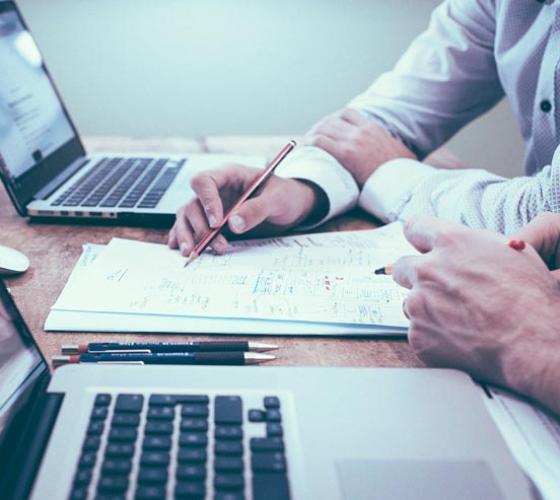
[276,0,560,235]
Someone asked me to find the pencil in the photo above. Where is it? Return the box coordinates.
[373,239,527,276]
[61,341,279,354]
[374,264,393,276]
[184,140,297,267]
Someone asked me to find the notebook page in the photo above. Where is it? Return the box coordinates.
[52,226,413,328]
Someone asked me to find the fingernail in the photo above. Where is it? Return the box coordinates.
[208,214,218,227]
[179,243,189,255]
[229,215,245,233]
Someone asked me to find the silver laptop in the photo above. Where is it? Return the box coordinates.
[0,281,533,500]
[0,1,262,226]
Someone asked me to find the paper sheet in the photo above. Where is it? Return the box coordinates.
[48,225,413,334]
[484,387,560,500]
[52,226,412,328]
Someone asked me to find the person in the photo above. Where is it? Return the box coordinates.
[392,212,560,416]
[168,0,560,255]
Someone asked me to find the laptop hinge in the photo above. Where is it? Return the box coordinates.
[33,157,89,201]
[4,382,64,500]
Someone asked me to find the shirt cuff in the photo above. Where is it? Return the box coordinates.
[359,159,437,222]
[275,146,360,229]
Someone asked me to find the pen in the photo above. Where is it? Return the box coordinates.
[61,341,278,355]
[52,352,275,367]
[185,140,297,266]
[373,239,527,276]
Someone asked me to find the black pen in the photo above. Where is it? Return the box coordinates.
[52,352,275,366]
[61,341,278,355]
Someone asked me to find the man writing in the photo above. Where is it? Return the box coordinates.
[169,0,559,254]
[167,0,560,412]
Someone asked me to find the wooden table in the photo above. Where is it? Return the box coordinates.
[1,136,422,371]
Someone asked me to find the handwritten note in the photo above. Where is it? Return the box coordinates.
[53,225,413,328]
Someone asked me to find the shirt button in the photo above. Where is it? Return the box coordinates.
[540,99,552,113]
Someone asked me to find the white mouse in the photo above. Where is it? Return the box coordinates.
[0,244,30,275]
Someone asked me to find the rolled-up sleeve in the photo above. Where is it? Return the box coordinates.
[359,146,560,234]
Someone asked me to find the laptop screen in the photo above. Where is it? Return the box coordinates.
[0,282,45,446]
[0,7,76,183]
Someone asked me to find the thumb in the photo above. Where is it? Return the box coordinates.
[551,269,560,281]
[512,213,560,269]
[228,195,272,234]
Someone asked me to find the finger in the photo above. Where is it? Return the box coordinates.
[210,234,229,255]
[228,195,274,234]
[391,255,423,289]
[403,215,464,253]
[512,213,560,268]
[340,107,368,126]
[305,134,345,159]
[190,170,231,228]
[186,201,229,255]
[402,297,410,320]
[174,206,196,256]
[167,225,178,248]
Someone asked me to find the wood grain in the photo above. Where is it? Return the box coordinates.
[1,136,422,371]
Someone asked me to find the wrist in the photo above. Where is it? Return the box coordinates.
[291,179,328,227]
[503,302,560,415]
[354,166,376,189]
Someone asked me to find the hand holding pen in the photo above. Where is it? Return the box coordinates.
[168,141,323,258]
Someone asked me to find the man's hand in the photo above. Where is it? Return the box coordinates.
[168,164,320,256]
[391,215,560,415]
[304,108,416,187]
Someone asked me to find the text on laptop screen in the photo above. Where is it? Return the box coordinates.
[0,9,75,181]
[0,286,43,444]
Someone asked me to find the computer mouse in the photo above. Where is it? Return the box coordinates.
[0,245,30,275]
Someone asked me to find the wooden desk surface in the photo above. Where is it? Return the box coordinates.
[1,136,422,371]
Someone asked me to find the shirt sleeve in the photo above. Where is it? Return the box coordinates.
[275,146,360,228]
[348,0,503,159]
[359,146,560,235]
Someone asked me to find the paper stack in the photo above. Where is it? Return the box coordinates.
[46,223,414,336]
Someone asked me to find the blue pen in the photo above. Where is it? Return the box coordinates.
[52,351,275,366]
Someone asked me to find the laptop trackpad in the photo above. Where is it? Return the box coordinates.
[336,460,505,500]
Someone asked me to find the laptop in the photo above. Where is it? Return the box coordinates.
[0,1,263,226]
[0,280,533,500]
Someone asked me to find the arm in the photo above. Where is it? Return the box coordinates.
[282,0,503,226]
[392,215,560,416]
[349,0,502,158]
[360,145,560,234]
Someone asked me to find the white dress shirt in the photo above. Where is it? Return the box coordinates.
[276,0,560,234]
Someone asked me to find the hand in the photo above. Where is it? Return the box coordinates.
[304,108,416,187]
[392,215,560,415]
[168,164,319,256]
[512,212,560,275]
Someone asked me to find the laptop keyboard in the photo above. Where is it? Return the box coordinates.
[50,157,184,210]
[69,393,291,500]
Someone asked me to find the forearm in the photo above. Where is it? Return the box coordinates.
[504,306,560,417]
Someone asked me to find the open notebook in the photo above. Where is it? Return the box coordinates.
[46,223,414,336]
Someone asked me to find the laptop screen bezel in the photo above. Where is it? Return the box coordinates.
[0,278,49,415]
[0,1,86,214]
